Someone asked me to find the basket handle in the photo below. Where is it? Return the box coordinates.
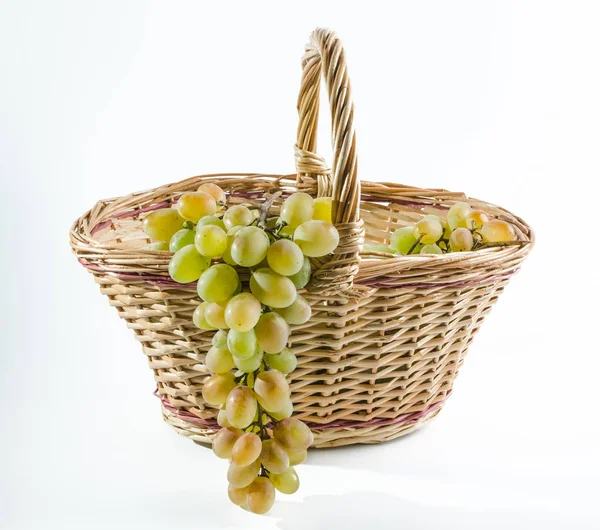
[295,28,363,293]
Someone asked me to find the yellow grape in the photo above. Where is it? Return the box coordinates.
[196,215,226,231]
[227,458,261,489]
[264,348,297,374]
[294,220,339,257]
[234,347,263,373]
[481,220,516,242]
[223,205,253,230]
[420,244,443,255]
[142,208,185,242]
[389,225,418,255]
[274,294,311,325]
[212,329,228,348]
[169,228,195,252]
[217,407,231,427]
[287,448,307,466]
[168,245,210,283]
[212,426,242,459]
[270,466,299,495]
[228,484,250,507]
[288,257,311,289]
[230,226,270,267]
[414,216,443,244]
[254,370,290,412]
[449,228,474,252]
[193,302,216,330]
[447,202,472,230]
[260,439,290,474]
[227,328,258,360]
[250,268,297,308]
[312,197,333,223]
[465,210,489,229]
[197,183,226,205]
[247,476,276,514]
[226,386,258,429]
[205,346,235,374]
[146,241,170,251]
[272,417,313,451]
[197,264,239,303]
[202,372,236,406]
[267,239,304,276]
[231,432,263,467]
[224,293,262,332]
[280,192,314,229]
[204,302,229,330]
[194,225,228,258]
[176,192,217,222]
[255,312,289,354]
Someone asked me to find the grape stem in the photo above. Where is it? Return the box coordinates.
[258,191,283,229]
[407,235,423,255]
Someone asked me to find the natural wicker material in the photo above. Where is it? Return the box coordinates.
[70,28,533,448]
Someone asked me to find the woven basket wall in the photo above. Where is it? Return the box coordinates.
[70,29,533,448]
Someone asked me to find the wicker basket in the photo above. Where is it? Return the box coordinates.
[70,28,533,448]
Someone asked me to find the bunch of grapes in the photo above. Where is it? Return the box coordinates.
[364,202,518,256]
[142,184,339,514]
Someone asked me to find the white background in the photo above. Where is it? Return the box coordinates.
[1,1,599,529]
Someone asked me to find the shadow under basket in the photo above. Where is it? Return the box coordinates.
[70,29,533,448]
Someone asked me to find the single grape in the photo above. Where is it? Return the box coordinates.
[234,347,263,373]
[223,205,253,230]
[441,219,452,239]
[223,293,262,332]
[221,225,243,265]
[288,257,311,289]
[254,370,290,412]
[312,197,333,223]
[217,407,231,427]
[231,432,263,467]
[255,313,290,354]
[176,192,217,222]
[270,466,299,495]
[272,417,314,451]
[266,239,304,276]
[280,192,314,229]
[294,220,340,257]
[287,448,307,466]
[270,397,294,421]
[227,328,258,360]
[420,244,443,255]
[193,302,216,330]
[197,264,239,303]
[265,348,297,374]
[274,294,311,325]
[481,220,516,242]
[414,216,443,244]
[195,225,228,258]
[250,268,297,308]
[389,225,418,255]
[260,439,290,474]
[363,243,393,253]
[196,215,226,231]
[146,241,170,251]
[197,182,226,205]
[212,426,242,459]
[227,458,261,489]
[212,329,228,348]
[204,302,229,330]
[226,386,258,429]
[142,208,185,242]
[228,484,251,507]
[247,476,276,514]
[230,226,270,267]
[465,210,489,229]
[447,202,472,230]
[202,372,236,406]
[449,228,474,252]
[168,245,210,283]
[169,229,196,253]
[205,346,235,374]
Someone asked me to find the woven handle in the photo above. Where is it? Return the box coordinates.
[296,28,364,292]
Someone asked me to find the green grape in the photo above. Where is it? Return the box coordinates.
[312,196,332,223]
[465,210,489,229]
[287,448,307,466]
[197,183,227,205]
[272,417,314,451]
[481,220,516,242]
[293,220,340,257]
[196,215,226,231]
[212,329,228,348]
[270,397,293,421]
[227,328,258,360]
[224,293,262,332]
[270,466,299,495]
[278,223,296,238]
[247,476,276,514]
[176,192,217,222]
[202,372,236,406]
[228,484,250,507]
[223,205,253,230]
[414,216,443,244]
[280,192,314,229]
[234,347,263,373]
[231,432,263,467]
[254,370,290,412]
[142,208,185,242]
[267,239,304,276]
[169,229,195,252]
[168,245,210,283]
[447,202,472,230]
[204,302,229,330]
[441,219,452,239]
[193,302,216,330]
[217,407,231,427]
[226,386,258,429]
[212,426,243,459]
[195,225,228,258]
[205,346,235,374]
[420,244,443,255]
[250,268,297,308]
[265,348,297,374]
[255,313,289,354]
[146,241,170,251]
[363,243,393,253]
[230,226,270,267]
[389,225,418,255]
[449,228,474,252]
[274,294,311,325]
[227,458,261,489]
[288,257,311,289]
[222,225,243,265]
[197,264,239,303]
[260,439,290,474]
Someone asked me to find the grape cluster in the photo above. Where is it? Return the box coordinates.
[142,184,339,514]
[364,202,518,256]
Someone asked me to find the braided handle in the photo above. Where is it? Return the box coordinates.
[296,28,363,292]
